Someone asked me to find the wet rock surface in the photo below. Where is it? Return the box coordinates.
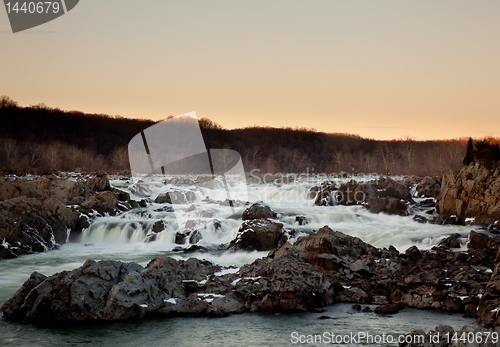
[0,174,136,259]
[241,201,278,220]
[3,227,500,323]
[228,219,287,251]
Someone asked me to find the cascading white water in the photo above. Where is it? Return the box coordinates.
[79,174,472,253]
[0,174,482,347]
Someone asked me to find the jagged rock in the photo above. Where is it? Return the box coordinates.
[229,219,285,251]
[321,177,413,216]
[478,247,500,328]
[468,230,489,250]
[0,174,137,259]
[175,231,188,245]
[313,181,337,206]
[415,176,442,198]
[79,191,119,215]
[4,226,500,322]
[151,221,165,233]
[379,177,412,201]
[438,234,461,249]
[336,180,377,206]
[113,188,130,202]
[437,162,500,225]
[241,201,277,220]
[368,198,408,216]
[86,174,111,193]
[402,175,422,188]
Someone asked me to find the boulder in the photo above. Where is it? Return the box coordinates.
[86,174,111,193]
[438,234,461,249]
[374,303,404,315]
[0,174,139,259]
[79,191,119,214]
[368,198,408,216]
[336,180,377,206]
[4,226,500,322]
[468,230,490,250]
[229,219,285,251]
[380,177,412,201]
[295,215,310,225]
[313,181,337,206]
[241,201,277,220]
[415,176,441,198]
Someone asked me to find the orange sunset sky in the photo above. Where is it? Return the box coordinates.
[1,1,499,140]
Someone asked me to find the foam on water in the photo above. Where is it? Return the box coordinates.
[0,174,483,346]
[80,175,472,255]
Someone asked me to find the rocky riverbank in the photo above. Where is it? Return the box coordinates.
[437,162,500,227]
[0,174,139,259]
[3,226,500,324]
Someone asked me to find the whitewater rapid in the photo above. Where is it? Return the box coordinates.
[0,174,483,347]
[77,174,473,254]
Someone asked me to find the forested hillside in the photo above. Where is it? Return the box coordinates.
[1,95,495,176]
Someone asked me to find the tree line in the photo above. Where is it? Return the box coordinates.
[1,95,497,176]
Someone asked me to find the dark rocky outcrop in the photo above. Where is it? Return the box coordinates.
[0,174,135,259]
[4,227,500,323]
[415,176,442,198]
[313,177,413,216]
[241,201,278,220]
[437,163,500,225]
[312,180,337,206]
[438,234,462,249]
[368,197,408,216]
[478,247,500,328]
[228,219,286,251]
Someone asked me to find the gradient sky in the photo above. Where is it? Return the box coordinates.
[1,0,499,140]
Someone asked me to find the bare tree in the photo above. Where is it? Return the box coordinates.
[45,141,63,170]
[244,146,262,171]
[376,143,396,175]
[111,146,130,171]
[332,150,344,172]
[399,136,416,174]
[26,142,45,167]
[2,138,17,163]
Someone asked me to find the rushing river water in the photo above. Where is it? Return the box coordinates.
[0,174,481,346]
